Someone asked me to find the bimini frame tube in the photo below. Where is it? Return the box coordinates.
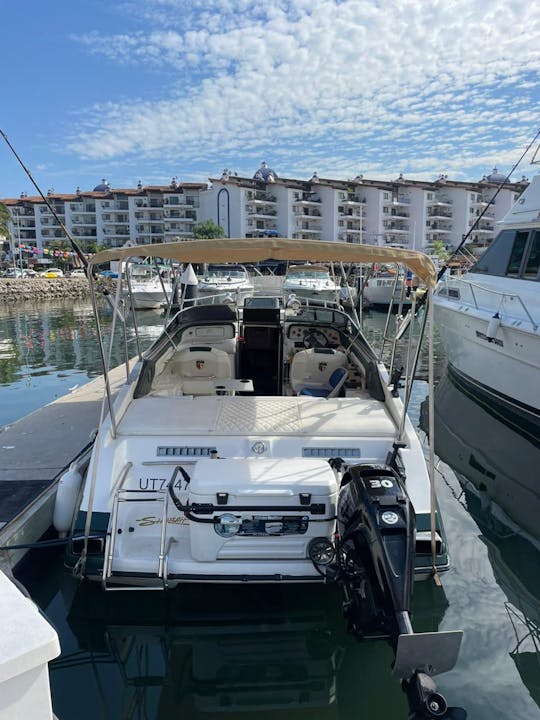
[88,272,117,438]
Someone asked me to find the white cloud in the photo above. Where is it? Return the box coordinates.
[68,0,540,181]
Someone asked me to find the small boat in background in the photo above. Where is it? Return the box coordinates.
[125,263,173,310]
[362,265,414,310]
[283,264,341,305]
[197,264,254,305]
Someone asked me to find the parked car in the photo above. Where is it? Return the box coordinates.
[3,267,37,278]
[38,267,64,278]
[4,268,25,278]
[68,268,87,277]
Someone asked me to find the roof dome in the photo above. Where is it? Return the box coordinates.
[486,167,506,183]
[93,178,110,192]
[253,161,278,182]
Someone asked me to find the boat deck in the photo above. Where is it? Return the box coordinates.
[117,394,397,438]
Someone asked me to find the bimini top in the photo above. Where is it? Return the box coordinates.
[89,238,438,288]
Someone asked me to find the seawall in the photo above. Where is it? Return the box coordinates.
[0,278,111,303]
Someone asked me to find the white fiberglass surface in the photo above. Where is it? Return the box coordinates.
[117,395,397,437]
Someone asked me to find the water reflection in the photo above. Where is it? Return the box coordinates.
[422,369,540,711]
[0,301,164,425]
[41,579,448,720]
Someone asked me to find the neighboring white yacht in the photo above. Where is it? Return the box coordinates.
[434,174,540,433]
[197,264,254,305]
[55,238,463,716]
[283,264,341,305]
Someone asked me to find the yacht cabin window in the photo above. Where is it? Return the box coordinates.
[523,230,540,279]
[471,228,539,280]
[506,231,530,276]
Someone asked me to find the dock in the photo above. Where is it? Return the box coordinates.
[0,364,128,570]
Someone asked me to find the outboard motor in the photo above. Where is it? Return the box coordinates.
[310,463,465,719]
[337,464,415,639]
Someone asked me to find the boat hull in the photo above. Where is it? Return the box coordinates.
[363,277,411,309]
[434,295,540,417]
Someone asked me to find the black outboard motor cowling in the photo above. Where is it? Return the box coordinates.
[337,464,415,638]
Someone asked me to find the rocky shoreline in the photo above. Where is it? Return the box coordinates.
[0,277,111,303]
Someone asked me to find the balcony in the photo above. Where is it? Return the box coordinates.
[427,196,452,207]
[338,233,363,243]
[426,220,452,232]
[340,194,365,205]
[386,197,411,206]
[292,192,321,205]
[292,207,322,217]
[384,221,410,232]
[295,221,322,233]
[71,215,96,226]
[292,231,321,240]
[73,229,97,238]
[245,206,277,218]
[427,210,452,219]
[247,191,277,203]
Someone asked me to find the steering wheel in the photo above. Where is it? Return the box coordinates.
[303,330,329,349]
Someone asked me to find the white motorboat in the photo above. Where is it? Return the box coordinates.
[362,265,415,310]
[434,173,540,433]
[55,238,463,716]
[197,263,254,305]
[283,264,341,305]
[125,264,173,310]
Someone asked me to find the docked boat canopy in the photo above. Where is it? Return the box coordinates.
[89,238,438,288]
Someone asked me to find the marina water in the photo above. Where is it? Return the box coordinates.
[0,300,538,720]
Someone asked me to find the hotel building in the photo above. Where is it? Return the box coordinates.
[1,166,527,263]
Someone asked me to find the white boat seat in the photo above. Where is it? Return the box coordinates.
[172,346,232,395]
[290,347,348,395]
[176,325,237,375]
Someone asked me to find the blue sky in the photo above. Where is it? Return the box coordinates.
[1,0,540,199]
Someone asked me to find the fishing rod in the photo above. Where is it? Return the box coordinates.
[0,129,90,270]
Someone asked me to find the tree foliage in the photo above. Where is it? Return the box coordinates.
[0,202,11,239]
[192,220,224,239]
[431,239,450,262]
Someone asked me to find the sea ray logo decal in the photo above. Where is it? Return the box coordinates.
[196,360,205,370]
[318,362,328,372]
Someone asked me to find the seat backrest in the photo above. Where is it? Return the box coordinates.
[174,346,231,379]
[290,347,347,394]
[170,346,232,394]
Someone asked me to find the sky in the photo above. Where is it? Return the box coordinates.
[1,0,540,199]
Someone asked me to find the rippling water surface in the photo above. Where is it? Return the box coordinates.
[1,301,538,720]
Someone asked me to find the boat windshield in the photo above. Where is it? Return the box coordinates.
[205,265,246,279]
[286,269,331,280]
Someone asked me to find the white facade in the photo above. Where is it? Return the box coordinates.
[1,169,526,260]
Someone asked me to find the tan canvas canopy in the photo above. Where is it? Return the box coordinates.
[89,238,438,287]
